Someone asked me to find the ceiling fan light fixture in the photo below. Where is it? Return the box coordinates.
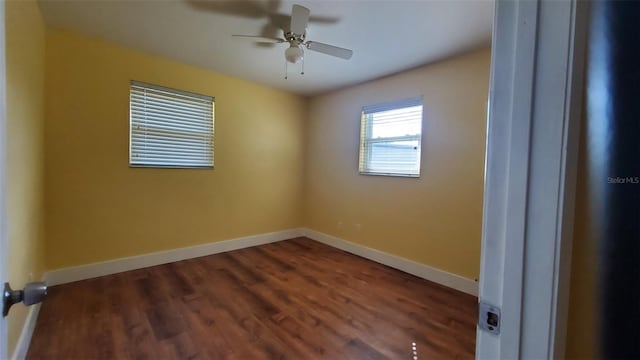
[285,45,304,63]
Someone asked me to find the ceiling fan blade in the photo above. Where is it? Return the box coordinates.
[254,42,282,46]
[290,4,310,35]
[232,35,286,43]
[306,41,353,60]
[186,0,268,19]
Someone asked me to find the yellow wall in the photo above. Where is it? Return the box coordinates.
[44,29,306,269]
[5,0,46,356]
[303,49,490,279]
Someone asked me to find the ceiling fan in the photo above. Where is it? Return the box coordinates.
[232,4,353,66]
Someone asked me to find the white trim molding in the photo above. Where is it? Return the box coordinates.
[0,2,8,358]
[44,229,304,286]
[477,0,586,359]
[302,228,478,296]
[43,228,478,297]
[11,304,41,360]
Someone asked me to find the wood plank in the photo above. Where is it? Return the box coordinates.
[27,237,477,359]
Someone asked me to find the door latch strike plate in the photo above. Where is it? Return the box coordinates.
[478,301,501,335]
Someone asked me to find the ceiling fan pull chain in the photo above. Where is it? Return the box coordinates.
[284,59,288,80]
[301,58,305,76]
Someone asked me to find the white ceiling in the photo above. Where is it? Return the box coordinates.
[38,0,494,96]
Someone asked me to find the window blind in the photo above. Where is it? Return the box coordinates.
[358,97,423,177]
[129,81,214,168]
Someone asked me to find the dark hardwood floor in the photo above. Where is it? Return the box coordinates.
[27,237,477,359]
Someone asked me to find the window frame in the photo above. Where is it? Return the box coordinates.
[358,96,424,178]
[129,80,215,169]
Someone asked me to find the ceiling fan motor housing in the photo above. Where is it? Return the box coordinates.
[284,31,305,44]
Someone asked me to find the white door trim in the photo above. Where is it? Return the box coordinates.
[0,0,9,357]
[477,0,586,358]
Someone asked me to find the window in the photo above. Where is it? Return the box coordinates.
[129,81,214,168]
[358,97,423,177]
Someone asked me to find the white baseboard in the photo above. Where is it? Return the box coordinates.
[44,228,304,286]
[11,303,41,360]
[301,228,479,296]
[42,227,477,296]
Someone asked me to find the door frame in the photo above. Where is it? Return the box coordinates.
[477,0,587,358]
[0,0,8,357]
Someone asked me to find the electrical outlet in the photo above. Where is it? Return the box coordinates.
[28,272,33,282]
[355,223,362,231]
[337,221,344,229]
